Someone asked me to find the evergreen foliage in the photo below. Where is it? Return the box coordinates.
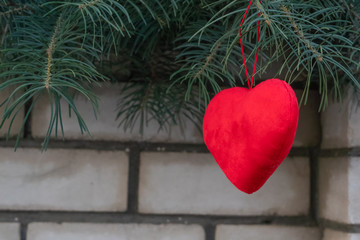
[0,0,359,149]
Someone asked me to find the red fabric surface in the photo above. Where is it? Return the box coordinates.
[203,79,299,194]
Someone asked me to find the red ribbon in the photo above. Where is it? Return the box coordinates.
[239,0,261,89]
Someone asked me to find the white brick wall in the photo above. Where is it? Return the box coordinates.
[31,84,203,143]
[216,225,320,240]
[7,84,360,238]
[319,157,360,224]
[322,229,360,240]
[27,223,205,240]
[0,223,20,240]
[0,148,128,211]
[139,152,310,215]
[0,88,24,138]
[319,85,360,240]
[321,87,360,148]
[30,84,320,146]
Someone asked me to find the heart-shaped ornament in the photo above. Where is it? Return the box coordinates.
[203,79,299,194]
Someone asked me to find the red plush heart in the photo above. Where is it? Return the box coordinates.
[203,79,299,194]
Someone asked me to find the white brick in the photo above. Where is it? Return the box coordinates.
[139,152,310,215]
[319,158,349,223]
[293,90,321,147]
[27,223,204,240]
[0,223,20,240]
[31,84,203,143]
[0,148,128,211]
[0,88,24,138]
[216,225,320,240]
[30,85,321,146]
[319,157,360,224]
[321,87,360,148]
[322,229,360,240]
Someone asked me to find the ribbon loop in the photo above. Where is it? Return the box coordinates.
[239,0,261,89]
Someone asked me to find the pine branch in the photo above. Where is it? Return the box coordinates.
[78,0,102,10]
[0,0,359,150]
[280,6,323,62]
[116,82,204,134]
[45,16,62,90]
[1,22,7,44]
[173,0,360,109]
[0,2,108,149]
[194,42,222,79]
[0,5,27,18]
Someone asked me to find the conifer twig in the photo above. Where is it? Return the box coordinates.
[254,0,271,26]
[78,0,103,10]
[346,3,360,21]
[45,17,62,90]
[0,5,27,18]
[1,23,8,45]
[194,42,221,79]
[281,6,323,62]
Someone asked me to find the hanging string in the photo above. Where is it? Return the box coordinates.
[239,0,261,89]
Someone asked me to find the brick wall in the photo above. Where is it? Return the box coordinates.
[0,84,358,240]
[320,87,360,240]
